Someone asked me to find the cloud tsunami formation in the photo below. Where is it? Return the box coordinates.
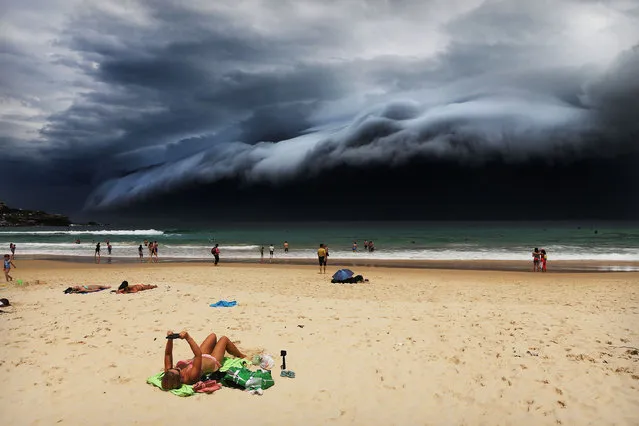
[1,0,638,213]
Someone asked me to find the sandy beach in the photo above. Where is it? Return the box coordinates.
[1,260,638,425]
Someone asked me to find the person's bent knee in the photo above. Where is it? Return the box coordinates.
[218,336,229,344]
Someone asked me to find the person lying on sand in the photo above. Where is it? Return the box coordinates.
[64,285,111,294]
[162,330,246,390]
[113,281,157,294]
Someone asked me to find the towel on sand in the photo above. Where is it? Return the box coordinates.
[210,300,237,307]
[219,356,249,372]
[147,373,195,397]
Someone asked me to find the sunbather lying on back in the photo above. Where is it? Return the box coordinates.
[114,281,157,294]
[161,330,246,390]
[64,285,111,294]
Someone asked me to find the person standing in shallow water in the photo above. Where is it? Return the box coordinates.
[138,244,144,261]
[532,248,541,272]
[211,244,220,266]
[317,244,327,274]
[95,242,101,263]
[260,246,265,263]
[541,249,548,272]
[9,243,16,260]
[283,241,289,254]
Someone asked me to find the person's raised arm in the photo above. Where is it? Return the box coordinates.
[180,331,202,382]
[164,330,174,371]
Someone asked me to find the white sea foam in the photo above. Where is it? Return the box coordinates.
[0,229,165,236]
[6,242,639,262]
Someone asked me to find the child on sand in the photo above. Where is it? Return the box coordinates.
[541,249,548,272]
[3,254,16,282]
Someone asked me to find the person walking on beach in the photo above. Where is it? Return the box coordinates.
[352,241,358,252]
[148,241,154,262]
[283,241,289,254]
[138,244,144,261]
[3,254,16,282]
[153,241,159,262]
[107,242,112,256]
[9,243,15,259]
[269,244,275,262]
[260,245,265,263]
[532,248,541,272]
[211,244,220,266]
[95,242,101,263]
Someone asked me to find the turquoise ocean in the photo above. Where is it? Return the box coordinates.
[0,222,637,264]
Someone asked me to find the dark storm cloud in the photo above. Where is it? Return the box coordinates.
[1,0,638,215]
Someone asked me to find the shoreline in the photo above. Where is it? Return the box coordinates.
[11,254,639,272]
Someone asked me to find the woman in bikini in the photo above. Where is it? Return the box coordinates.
[114,281,157,293]
[161,330,246,390]
[64,285,111,294]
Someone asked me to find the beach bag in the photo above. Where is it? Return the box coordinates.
[222,367,274,390]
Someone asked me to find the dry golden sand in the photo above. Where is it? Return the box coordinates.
[1,260,638,425]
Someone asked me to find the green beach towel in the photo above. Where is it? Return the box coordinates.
[147,372,195,397]
[219,356,249,372]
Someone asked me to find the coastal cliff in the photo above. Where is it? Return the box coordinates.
[0,202,71,227]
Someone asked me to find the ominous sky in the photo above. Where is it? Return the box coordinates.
[1,0,638,222]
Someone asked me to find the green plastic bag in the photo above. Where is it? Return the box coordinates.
[222,366,274,390]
